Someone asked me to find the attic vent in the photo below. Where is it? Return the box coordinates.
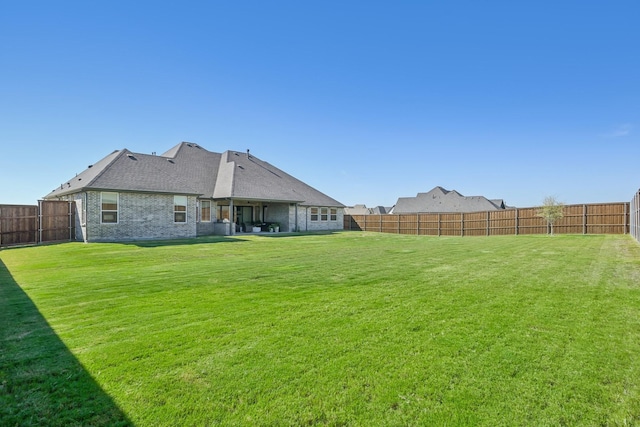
[127,154,137,160]
[186,143,193,147]
[167,159,175,164]
[88,165,93,168]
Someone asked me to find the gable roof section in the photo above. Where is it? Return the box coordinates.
[45,142,343,207]
[393,186,507,213]
[160,142,221,197]
[46,143,212,198]
[213,151,343,206]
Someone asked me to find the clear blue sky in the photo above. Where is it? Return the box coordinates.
[2,1,638,208]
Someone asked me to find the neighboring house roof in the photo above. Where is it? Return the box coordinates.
[370,206,392,214]
[344,205,394,215]
[344,204,371,215]
[392,186,508,213]
[45,142,344,207]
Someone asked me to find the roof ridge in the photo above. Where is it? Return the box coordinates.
[227,152,237,196]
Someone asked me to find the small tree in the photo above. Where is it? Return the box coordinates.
[537,196,564,235]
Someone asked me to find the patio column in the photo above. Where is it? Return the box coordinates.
[229,199,235,235]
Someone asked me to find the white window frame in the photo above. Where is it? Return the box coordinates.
[310,207,319,221]
[320,207,328,221]
[101,192,119,224]
[174,195,188,223]
[330,208,337,221]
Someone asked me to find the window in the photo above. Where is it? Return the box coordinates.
[218,205,230,221]
[200,200,211,222]
[330,208,337,221]
[101,192,118,223]
[320,207,328,221]
[174,195,187,223]
[310,207,318,221]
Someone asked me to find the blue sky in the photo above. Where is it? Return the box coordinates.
[2,1,638,208]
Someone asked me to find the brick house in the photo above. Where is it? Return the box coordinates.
[44,142,344,242]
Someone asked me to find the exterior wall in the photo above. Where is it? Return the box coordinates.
[196,221,216,236]
[296,205,344,232]
[85,191,197,242]
[54,193,344,239]
[265,203,291,231]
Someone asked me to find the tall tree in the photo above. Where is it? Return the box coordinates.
[537,196,564,235]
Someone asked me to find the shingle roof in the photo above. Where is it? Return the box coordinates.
[393,186,508,213]
[370,206,392,214]
[344,204,371,215]
[45,142,343,207]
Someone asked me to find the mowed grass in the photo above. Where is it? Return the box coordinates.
[2,232,640,426]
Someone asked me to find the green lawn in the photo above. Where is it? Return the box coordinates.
[2,232,640,426]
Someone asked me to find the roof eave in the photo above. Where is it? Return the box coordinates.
[215,196,305,204]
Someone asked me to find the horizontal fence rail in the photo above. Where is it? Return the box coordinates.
[345,202,630,237]
[0,201,75,247]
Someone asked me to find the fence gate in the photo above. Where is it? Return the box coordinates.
[0,205,38,246]
[0,201,75,247]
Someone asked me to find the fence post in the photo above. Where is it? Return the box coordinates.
[583,204,587,235]
[461,213,464,237]
[438,213,441,236]
[398,215,400,235]
[486,211,490,236]
[515,208,518,235]
[37,200,42,244]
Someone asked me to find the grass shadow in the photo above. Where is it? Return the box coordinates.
[124,235,249,248]
[258,231,342,239]
[124,232,341,246]
[0,260,132,426]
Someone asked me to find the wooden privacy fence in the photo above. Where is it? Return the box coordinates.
[0,201,76,247]
[344,202,630,237]
[632,190,640,243]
